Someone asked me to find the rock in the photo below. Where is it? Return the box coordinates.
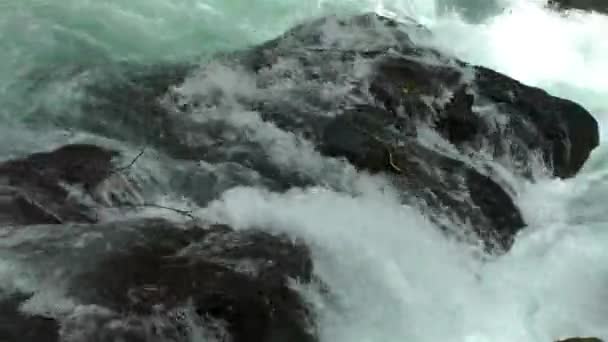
[0,144,141,225]
[547,0,608,14]
[49,13,597,251]
[320,105,525,250]
[5,144,118,187]
[369,54,599,179]
[556,338,604,342]
[473,66,599,178]
[238,13,596,250]
[2,218,315,342]
[0,294,59,342]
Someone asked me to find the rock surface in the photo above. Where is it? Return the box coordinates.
[75,13,597,250]
[0,144,140,226]
[0,219,315,342]
[0,146,315,342]
[320,104,526,249]
[548,0,608,13]
[0,294,59,342]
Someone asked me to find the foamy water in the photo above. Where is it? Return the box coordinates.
[194,1,608,341]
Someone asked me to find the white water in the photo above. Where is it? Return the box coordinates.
[196,1,608,341]
[1,1,608,341]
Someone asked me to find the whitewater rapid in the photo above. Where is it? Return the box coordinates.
[200,2,608,340]
[1,1,608,342]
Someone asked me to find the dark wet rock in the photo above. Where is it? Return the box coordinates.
[473,66,599,178]
[367,53,598,179]
[34,13,595,250]
[320,105,525,250]
[548,0,608,13]
[0,294,59,342]
[0,13,598,243]
[1,218,315,342]
[556,338,604,342]
[276,13,598,179]
[0,144,122,225]
[437,86,481,143]
[0,144,117,190]
[75,13,597,180]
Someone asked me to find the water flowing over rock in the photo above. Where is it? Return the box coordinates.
[76,13,597,249]
[0,219,315,342]
[548,0,608,13]
[0,12,600,342]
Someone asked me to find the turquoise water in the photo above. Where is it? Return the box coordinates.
[1,1,608,341]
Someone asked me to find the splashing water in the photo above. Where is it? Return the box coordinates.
[1,0,607,341]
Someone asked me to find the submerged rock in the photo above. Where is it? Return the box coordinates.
[320,104,525,250]
[0,294,59,342]
[234,14,596,250]
[473,66,599,178]
[1,219,315,342]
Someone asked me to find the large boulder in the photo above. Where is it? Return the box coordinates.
[45,13,598,252]
[548,0,608,13]
[320,105,525,250]
[229,14,597,251]
[0,144,141,226]
[473,66,599,178]
[71,14,600,183]
[251,14,599,179]
[0,218,315,342]
[62,13,600,182]
[0,144,318,342]
[369,54,599,179]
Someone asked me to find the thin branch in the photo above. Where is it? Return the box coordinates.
[82,145,197,221]
[107,202,197,220]
[140,203,196,220]
[387,148,403,173]
[352,124,403,174]
[113,148,146,174]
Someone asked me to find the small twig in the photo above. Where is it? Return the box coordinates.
[94,147,197,220]
[141,203,196,220]
[106,202,197,220]
[387,148,403,173]
[351,124,403,174]
[113,148,146,174]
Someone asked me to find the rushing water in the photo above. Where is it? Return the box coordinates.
[1,0,607,341]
